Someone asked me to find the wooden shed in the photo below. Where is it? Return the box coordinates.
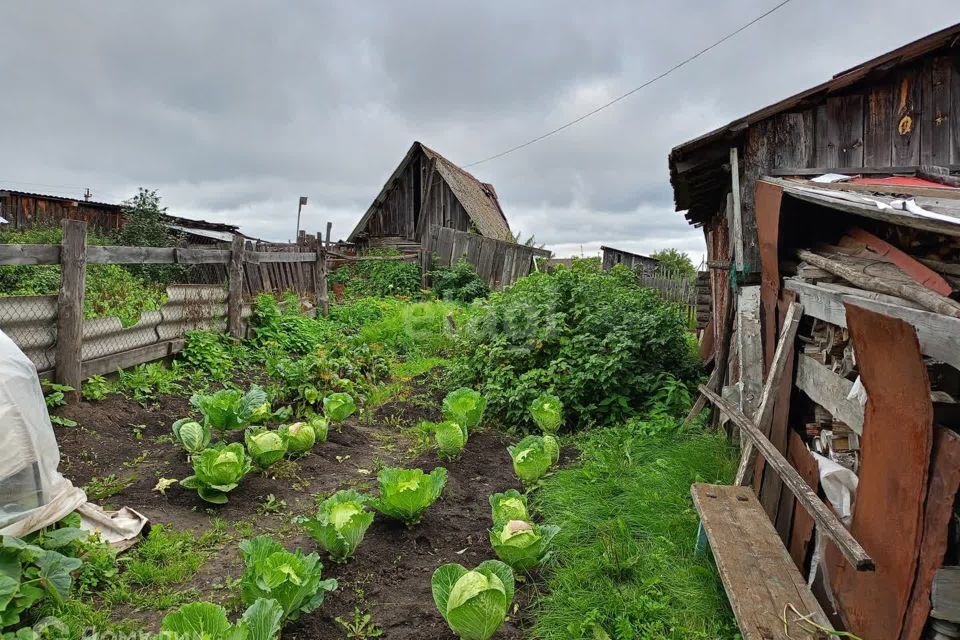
[600,245,660,275]
[0,190,124,232]
[670,23,960,640]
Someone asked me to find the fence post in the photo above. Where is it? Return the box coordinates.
[315,222,331,317]
[227,235,244,338]
[56,219,87,401]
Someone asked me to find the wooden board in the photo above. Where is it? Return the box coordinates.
[795,354,864,433]
[893,68,923,166]
[863,83,895,167]
[81,338,185,379]
[933,567,960,624]
[786,431,820,574]
[691,483,833,639]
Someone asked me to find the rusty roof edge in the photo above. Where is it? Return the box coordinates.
[670,22,960,163]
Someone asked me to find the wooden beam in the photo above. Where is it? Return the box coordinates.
[795,354,864,434]
[785,278,960,371]
[768,165,960,177]
[86,246,176,264]
[81,338,185,379]
[0,244,60,265]
[729,148,745,271]
[244,251,317,264]
[227,235,244,338]
[736,287,763,417]
[414,156,439,241]
[699,385,875,571]
[55,220,86,401]
[175,248,231,264]
[735,302,803,485]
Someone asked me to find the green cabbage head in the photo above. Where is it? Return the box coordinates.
[244,427,288,468]
[489,519,560,571]
[323,393,356,423]
[280,422,316,454]
[529,393,563,433]
[299,489,374,563]
[171,418,210,456]
[180,443,253,504]
[489,490,529,526]
[374,467,447,525]
[442,388,487,432]
[239,535,337,623]
[432,421,467,460]
[507,435,555,485]
[190,385,267,431]
[159,598,283,640]
[543,434,560,465]
[309,416,329,443]
[432,560,515,640]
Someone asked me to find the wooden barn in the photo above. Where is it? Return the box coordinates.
[600,245,660,275]
[670,23,960,640]
[0,190,124,231]
[349,141,550,288]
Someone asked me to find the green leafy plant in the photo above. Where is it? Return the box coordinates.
[0,535,82,629]
[190,385,267,431]
[279,422,316,454]
[489,519,560,571]
[431,421,467,460]
[309,416,329,443]
[299,490,375,563]
[245,427,288,468]
[529,393,563,434]
[508,435,557,484]
[323,392,356,424]
[442,388,486,433]
[373,467,447,525]
[431,560,515,640]
[180,330,237,382]
[180,443,253,504]
[43,380,77,426]
[159,598,283,640]
[171,419,211,456]
[239,536,337,623]
[430,258,491,303]
[336,607,384,638]
[81,375,111,402]
[116,362,184,401]
[83,474,136,501]
[489,490,529,526]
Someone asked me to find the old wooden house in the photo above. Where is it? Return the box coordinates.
[600,245,660,274]
[670,24,960,640]
[349,141,550,288]
[0,190,125,231]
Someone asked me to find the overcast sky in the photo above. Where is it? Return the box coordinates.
[2,2,958,260]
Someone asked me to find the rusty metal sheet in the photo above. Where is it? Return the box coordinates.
[825,303,932,640]
[900,427,960,640]
[786,429,820,573]
[755,180,785,372]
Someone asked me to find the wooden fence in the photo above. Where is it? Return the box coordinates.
[421,225,552,290]
[602,258,711,330]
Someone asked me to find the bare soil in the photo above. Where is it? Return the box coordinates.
[55,375,534,639]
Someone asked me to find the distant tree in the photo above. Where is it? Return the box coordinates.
[117,188,183,284]
[650,248,696,279]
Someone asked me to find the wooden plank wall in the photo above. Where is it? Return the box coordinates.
[1,193,123,231]
[601,247,660,274]
[242,240,316,298]
[422,225,549,290]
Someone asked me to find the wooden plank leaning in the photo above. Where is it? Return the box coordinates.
[684,281,736,427]
[734,301,803,485]
[698,385,875,571]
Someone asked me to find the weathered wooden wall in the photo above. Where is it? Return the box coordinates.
[0,192,123,232]
[422,225,550,290]
[600,246,660,274]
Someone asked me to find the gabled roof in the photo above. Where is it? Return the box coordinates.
[348,141,513,242]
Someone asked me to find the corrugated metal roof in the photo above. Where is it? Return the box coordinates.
[349,141,513,242]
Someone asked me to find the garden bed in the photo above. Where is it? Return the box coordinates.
[54,372,533,639]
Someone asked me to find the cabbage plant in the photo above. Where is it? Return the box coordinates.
[529,393,563,433]
[159,598,283,640]
[309,415,329,443]
[489,519,560,571]
[244,427,288,468]
[239,535,337,623]
[280,422,316,454]
[180,443,253,504]
[442,388,487,432]
[489,490,529,526]
[299,490,374,563]
[507,435,556,484]
[432,560,515,640]
[374,467,447,525]
[190,385,267,431]
[171,418,211,456]
[432,420,467,460]
[543,434,560,465]
[323,392,356,424]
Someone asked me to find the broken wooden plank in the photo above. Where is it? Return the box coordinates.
[691,483,834,639]
[698,385,874,571]
[730,150,746,272]
[737,286,763,418]
[785,278,960,371]
[845,226,953,295]
[933,567,960,624]
[735,301,802,485]
[795,354,864,434]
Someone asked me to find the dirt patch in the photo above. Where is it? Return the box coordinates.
[54,377,533,639]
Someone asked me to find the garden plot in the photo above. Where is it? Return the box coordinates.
[54,373,535,639]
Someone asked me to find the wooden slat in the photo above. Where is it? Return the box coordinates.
[795,354,864,434]
[730,148,745,271]
[245,250,317,264]
[176,248,230,264]
[86,246,176,264]
[921,56,954,166]
[691,483,833,639]
[863,83,894,167]
[894,68,923,166]
[699,386,874,571]
[0,244,60,265]
[81,338,185,379]
[829,94,864,167]
[227,236,244,338]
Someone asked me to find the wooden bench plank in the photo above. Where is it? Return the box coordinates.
[691,483,833,640]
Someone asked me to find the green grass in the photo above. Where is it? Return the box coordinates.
[529,425,740,639]
[355,299,460,357]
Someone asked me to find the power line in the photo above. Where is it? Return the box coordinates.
[463,0,794,168]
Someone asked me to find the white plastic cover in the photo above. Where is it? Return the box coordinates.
[0,329,86,536]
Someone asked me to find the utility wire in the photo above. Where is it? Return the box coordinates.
[463,0,794,168]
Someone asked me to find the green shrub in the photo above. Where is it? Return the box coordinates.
[450,262,700,430]
[332,249,421,298]
[430,259,490,303]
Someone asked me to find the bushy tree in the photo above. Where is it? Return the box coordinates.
[650,248,696,279]
[117,188,184,284]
